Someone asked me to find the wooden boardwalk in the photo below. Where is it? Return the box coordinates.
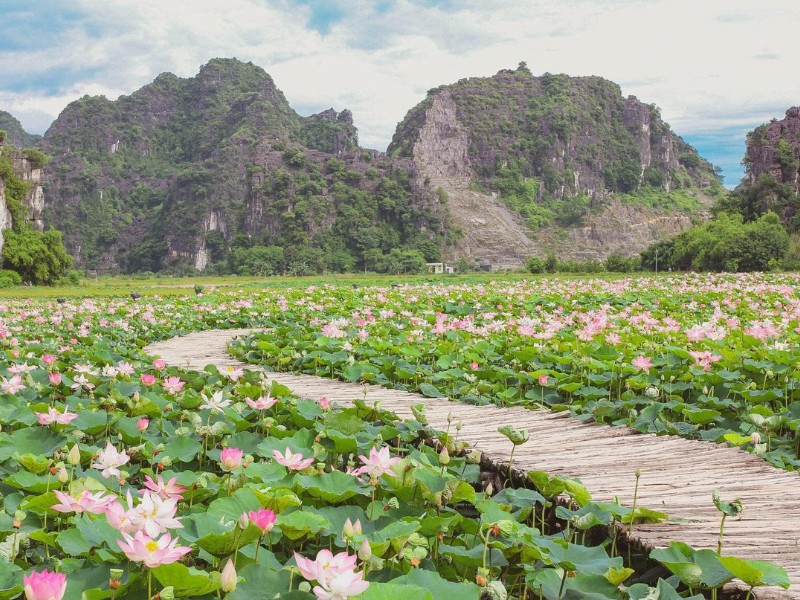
[146,329,800,599]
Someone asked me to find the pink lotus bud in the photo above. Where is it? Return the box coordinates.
[220,447,243,472]
[247,507,276,533]
[538,375,548,386]
[358,538,372,561]
[49,372,62,386]
[319,396,331,410]
[152,359,167,371]
[343,518,355,539]
[470,361,479,371]
[220,559,237,593]
[42,354,56,366]
[139,374,156,386]
[137,418,149,432]
[23,569,67,600]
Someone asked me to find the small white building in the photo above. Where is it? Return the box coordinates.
[427,263,455,274]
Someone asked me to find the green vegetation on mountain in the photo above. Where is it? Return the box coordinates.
[0,110,42,148]
[42,58,447,274]
[0,145,72,284]
[641,107,800,272]
[389,64,723,231]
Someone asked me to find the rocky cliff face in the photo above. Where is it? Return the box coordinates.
[0,142,46,252]
[538,199,699,261]
[389,66,720,267]
[744,107,800,193]
[407,91,537,269]
[0,166,12,252]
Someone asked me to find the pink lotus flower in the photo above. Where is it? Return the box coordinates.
[116,362,135,376]
[200,390,231,413]
[353,446,401,478]
[221,365,245,381]
[1,374,26,394]
[70,374,95,392]
[248,507,277,533]
[631,354,653,372]
[295,549,369,598]
[220,447,243,472]
[52,490,116,514]
[162,376,185,395]
[49,372,62,385]
[470,361,479,371]
[295,549,358,585]
[101,365,119,378]
[140,373,156,386]
[36,407,78,425]
[92,442,130,479]
[24,569,67,600]
[137,417,149,432]
[273,447,315,471]
[105,491,138,533]
[152,358,167,371]
[117,530,191,568]
[538,374,548,386]
[245,394,276,410]
[313,569,369,599]
[41,354,57,366]
[688,350,723,372]
[140,475,187,500]
[128,491,183,537]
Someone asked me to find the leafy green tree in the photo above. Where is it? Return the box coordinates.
[204,231,226,264]
[728,173,799,225]
[544,253,558,273]
[605,253,639,272]
[230,245,285,276]
[526,256,545,273]
[363,248,384,272]
[738,212,789,271]
[2,228,73,284]
[378,249,427,275]
[640,240,674,271]
[669,212,787,272]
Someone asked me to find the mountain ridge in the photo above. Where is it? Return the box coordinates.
[3,58,725,273]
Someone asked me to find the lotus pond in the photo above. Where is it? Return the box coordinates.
[0,273,794,599]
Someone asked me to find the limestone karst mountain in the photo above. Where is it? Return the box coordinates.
[3,59,725,273]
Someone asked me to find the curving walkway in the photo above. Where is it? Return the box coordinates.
[146,328,800,599]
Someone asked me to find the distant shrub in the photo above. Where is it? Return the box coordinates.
[557,259,605,273]
[605,253,639,273]
[65,269,82,285]
[0,276,15,288]
[0,269,22,285]
[23,148,50,169]
[526,256,545,273]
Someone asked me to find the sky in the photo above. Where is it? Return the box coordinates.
[2,0,800,188]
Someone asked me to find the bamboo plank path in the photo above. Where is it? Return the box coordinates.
[146,328,800,599]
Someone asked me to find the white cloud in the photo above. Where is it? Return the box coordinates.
[2,0,800,183]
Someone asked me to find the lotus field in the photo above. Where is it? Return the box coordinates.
[0,273,795,599]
